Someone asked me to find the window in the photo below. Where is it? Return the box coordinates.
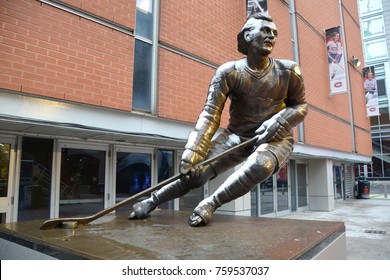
[379,108,390,123]
[132,0,156,113]
[362,16,385,39]
[135,0,154,40]
[132,40,153,111]
[380,138,390,154]
[359,0,382,16]
[364,39,388,61]
[377,79,386,96]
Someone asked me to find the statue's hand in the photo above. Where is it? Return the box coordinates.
[180,149,205,180]
[255,115,292,143]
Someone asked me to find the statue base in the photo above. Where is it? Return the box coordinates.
[0,209,345,259]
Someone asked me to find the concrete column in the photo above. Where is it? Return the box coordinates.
[307,159,335,211]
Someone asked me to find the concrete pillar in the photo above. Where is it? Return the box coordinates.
[307,159,335,211]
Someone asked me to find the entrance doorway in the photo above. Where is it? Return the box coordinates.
[290,161,308,212]
[333,165,345,200]
[113,147,154,213]
[251,164,290,217]
[0,137,15,223]
[56,142,108,218]
[18,138,53,221]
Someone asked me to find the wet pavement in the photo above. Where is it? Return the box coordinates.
[284,185,390,260]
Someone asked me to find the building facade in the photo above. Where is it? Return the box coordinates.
[356,0,390,179]
[0,0,371,224]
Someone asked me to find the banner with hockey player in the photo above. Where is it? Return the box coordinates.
[363,66,380,117]
[325,27,347,94]
[247,0,268,17]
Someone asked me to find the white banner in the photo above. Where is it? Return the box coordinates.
[247,0,268,17]
[326,27,347,94]
[363,66,380,117]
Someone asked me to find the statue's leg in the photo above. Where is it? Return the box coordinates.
[128,166,216,219]
[189,149,277,226]
[129,130,248,220]
[189,138,294,227]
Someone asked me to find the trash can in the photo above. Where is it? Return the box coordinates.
[356,178,370,199]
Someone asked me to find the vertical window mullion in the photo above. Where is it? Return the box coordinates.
[132,0,158,114]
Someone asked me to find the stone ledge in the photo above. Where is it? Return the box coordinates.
[0,210,345,260]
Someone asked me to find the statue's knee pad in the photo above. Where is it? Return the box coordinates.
[243,150,277,185]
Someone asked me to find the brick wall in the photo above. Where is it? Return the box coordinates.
[0,0,372,157]
[158,48,216,123]
[159,0,245,66]
[294,0,371,156]
[305,109,353,152]
[158,0,245,127]
[59,0,135,30]
[268,1,293,60]
[0,0,134,110]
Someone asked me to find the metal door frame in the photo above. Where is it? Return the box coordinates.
[0,135,17,223]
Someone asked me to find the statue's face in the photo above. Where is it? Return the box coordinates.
[244,19,278,55]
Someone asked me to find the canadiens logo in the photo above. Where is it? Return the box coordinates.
[370,108,376,112]
[334,82,343,88]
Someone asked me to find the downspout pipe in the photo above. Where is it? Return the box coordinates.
[339,0,356,152]
[290,0,305,142]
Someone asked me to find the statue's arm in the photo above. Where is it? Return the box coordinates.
[180,63,234,174]
[281,63,308,127]
[255,63,308,141]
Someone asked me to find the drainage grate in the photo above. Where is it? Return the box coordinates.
[364,229,386,235]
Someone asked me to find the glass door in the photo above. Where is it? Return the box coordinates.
[276,165,289,215]
[177,150,205,212]
[18,138,53,221]
[259,176,274,216]
[56,142,108,218]
[113,147,175,213]
[0,137,15,223]
[251,164,291,217]
[297,163,308,209]
[333,165,344,200]
[156,149,175,210]
[114,147,154,213]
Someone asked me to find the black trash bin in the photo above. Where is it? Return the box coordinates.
[356,178,370,199]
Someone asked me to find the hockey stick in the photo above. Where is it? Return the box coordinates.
[40,134,265,230]
[328,53,345,71]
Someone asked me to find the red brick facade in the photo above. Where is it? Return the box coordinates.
[1,0,134,110]
[0,0,372,157]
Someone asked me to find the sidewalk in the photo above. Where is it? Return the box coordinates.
[283,194,390,260]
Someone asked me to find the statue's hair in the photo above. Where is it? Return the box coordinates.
[237,13,273,55]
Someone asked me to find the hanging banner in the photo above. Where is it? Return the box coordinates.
[247,0,268,17]
[325,27,347,94]
[363,66,380,117]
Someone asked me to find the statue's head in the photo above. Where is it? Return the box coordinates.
[237,13,275,55]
